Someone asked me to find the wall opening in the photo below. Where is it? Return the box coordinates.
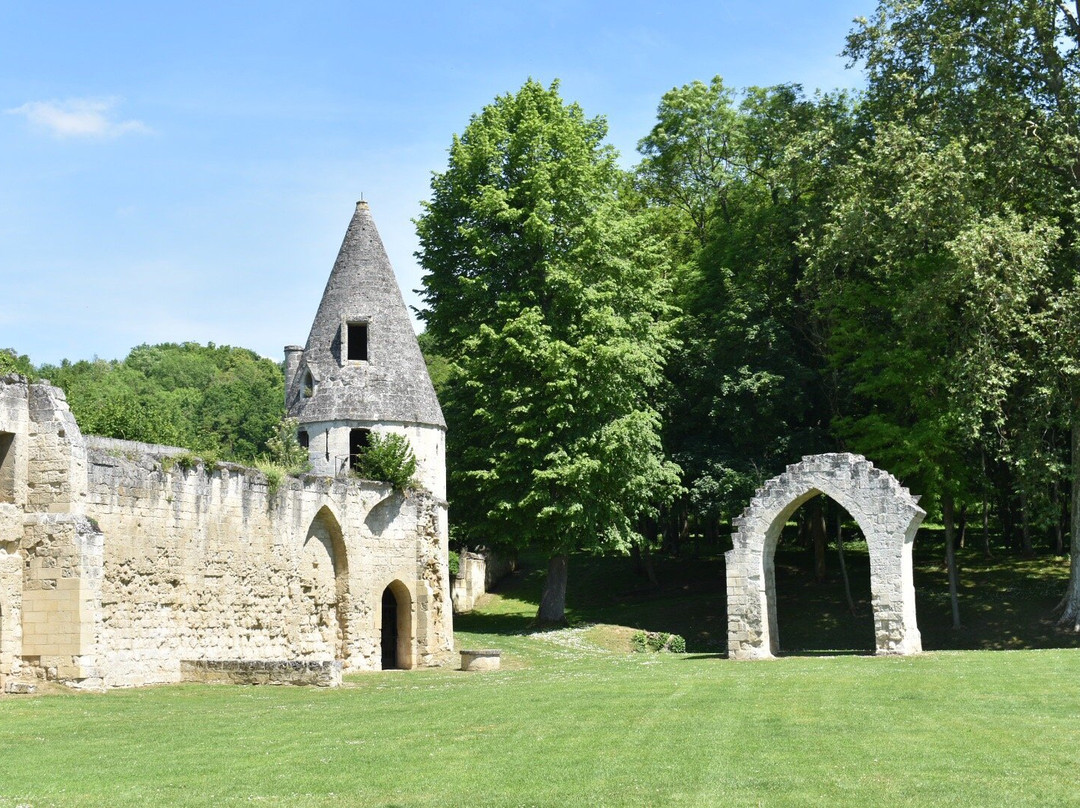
[380,581,412,670]
[0,432,14,504]
[347,322,368,361]
[349,428,371,472]
[773,494,873,655]
[302,371,314,398]
[297,430,309,450]
[303,507,350,660]
[381,588,397,669]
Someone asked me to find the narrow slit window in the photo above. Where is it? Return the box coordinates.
[302,371,314,398]
[347,322,368,361]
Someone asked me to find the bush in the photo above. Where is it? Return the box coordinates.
[264,415,310,475]
[448,550,460,578]
[631,630,686,654]
[352,432,419,490]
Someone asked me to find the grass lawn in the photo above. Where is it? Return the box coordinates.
[2,539,1079,807]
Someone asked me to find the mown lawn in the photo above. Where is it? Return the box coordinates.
[2,542,1079,807]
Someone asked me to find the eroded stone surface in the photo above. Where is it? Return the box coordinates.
[725,453,925,659]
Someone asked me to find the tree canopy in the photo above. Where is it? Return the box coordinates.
[37,342,283,462]
[417,79,680,622]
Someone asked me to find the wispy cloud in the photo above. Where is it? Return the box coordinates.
[6,97,151,138]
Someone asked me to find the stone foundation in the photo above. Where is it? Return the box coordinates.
[180,659,343,687]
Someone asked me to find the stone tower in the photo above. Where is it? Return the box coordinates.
[284,201,446,498]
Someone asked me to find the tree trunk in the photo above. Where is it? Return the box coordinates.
[536,554,570,625]
[835,511,856,616]
[1057,419,1080,631]
[640,540,659,589]
[810,497,827,583]
[982,494,992,559]
[957,503,968,549]
[1020,489,1033,556]
[943,493,961,631]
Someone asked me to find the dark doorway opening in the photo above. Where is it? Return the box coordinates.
[349,428,371,472]
[297,430,309,450]
[381,587,398,669]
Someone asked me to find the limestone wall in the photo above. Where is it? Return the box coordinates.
[452,549,516,614]
[85,447,453,686]
[0,376,454,690]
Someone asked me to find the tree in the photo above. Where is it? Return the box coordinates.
[845,0,1080,627]
[39,342,284,462]
[635,79,855,544]
[416,79,680,623]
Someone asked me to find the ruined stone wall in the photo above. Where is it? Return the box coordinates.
[452,549,516,614]
[0,377,454,690]
[85,447,453,687]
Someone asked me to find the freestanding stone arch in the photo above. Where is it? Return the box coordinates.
[725,453,925,659]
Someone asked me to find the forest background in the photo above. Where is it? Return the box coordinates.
[5,1,1080,630]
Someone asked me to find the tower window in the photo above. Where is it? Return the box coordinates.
[297,430,309,449]
[347,322,368,361]
[349,428,371,471]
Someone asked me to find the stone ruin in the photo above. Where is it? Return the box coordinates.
[726,453,925,659]
[0,202,454,691]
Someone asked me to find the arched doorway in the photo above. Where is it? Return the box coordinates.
[772,494,875,654]
[725,453,925,659]
[380,581,412,670]
[301,506,349,660]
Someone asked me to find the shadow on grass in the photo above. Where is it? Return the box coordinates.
[458,537,1080,657]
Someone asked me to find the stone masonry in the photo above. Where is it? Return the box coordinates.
[0,377,453,689]
[726,453,925,659]
[0,202,455,690]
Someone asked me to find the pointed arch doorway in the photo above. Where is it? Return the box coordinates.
[726,454,925,659]
[380,581,412,670]
[301,506,349,661]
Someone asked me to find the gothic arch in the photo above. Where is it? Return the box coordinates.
[302,505,350,660]
[379,579,413,670]
[725,453,925,659]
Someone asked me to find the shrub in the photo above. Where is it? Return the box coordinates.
[352,432,419,490]
[264,415,310,475]
[448,550,460,578]
[631,630,686,654]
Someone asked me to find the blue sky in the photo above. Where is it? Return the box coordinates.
[2,1,872,367]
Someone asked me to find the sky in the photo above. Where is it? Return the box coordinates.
[1,1,874,367]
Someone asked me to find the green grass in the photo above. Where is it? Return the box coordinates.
[2,538,1080,806]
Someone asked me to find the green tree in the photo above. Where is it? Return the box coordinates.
[845,0,1080,626]
[39,342,284,462]
[416,79,680,623]
[636,79,855,545]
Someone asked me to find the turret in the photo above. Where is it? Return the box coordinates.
[284,201,446,498]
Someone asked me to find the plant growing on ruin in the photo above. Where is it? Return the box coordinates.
[351,432,419,491]
[264,415,311,476]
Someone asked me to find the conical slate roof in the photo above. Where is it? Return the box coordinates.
[286,201,445,429]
